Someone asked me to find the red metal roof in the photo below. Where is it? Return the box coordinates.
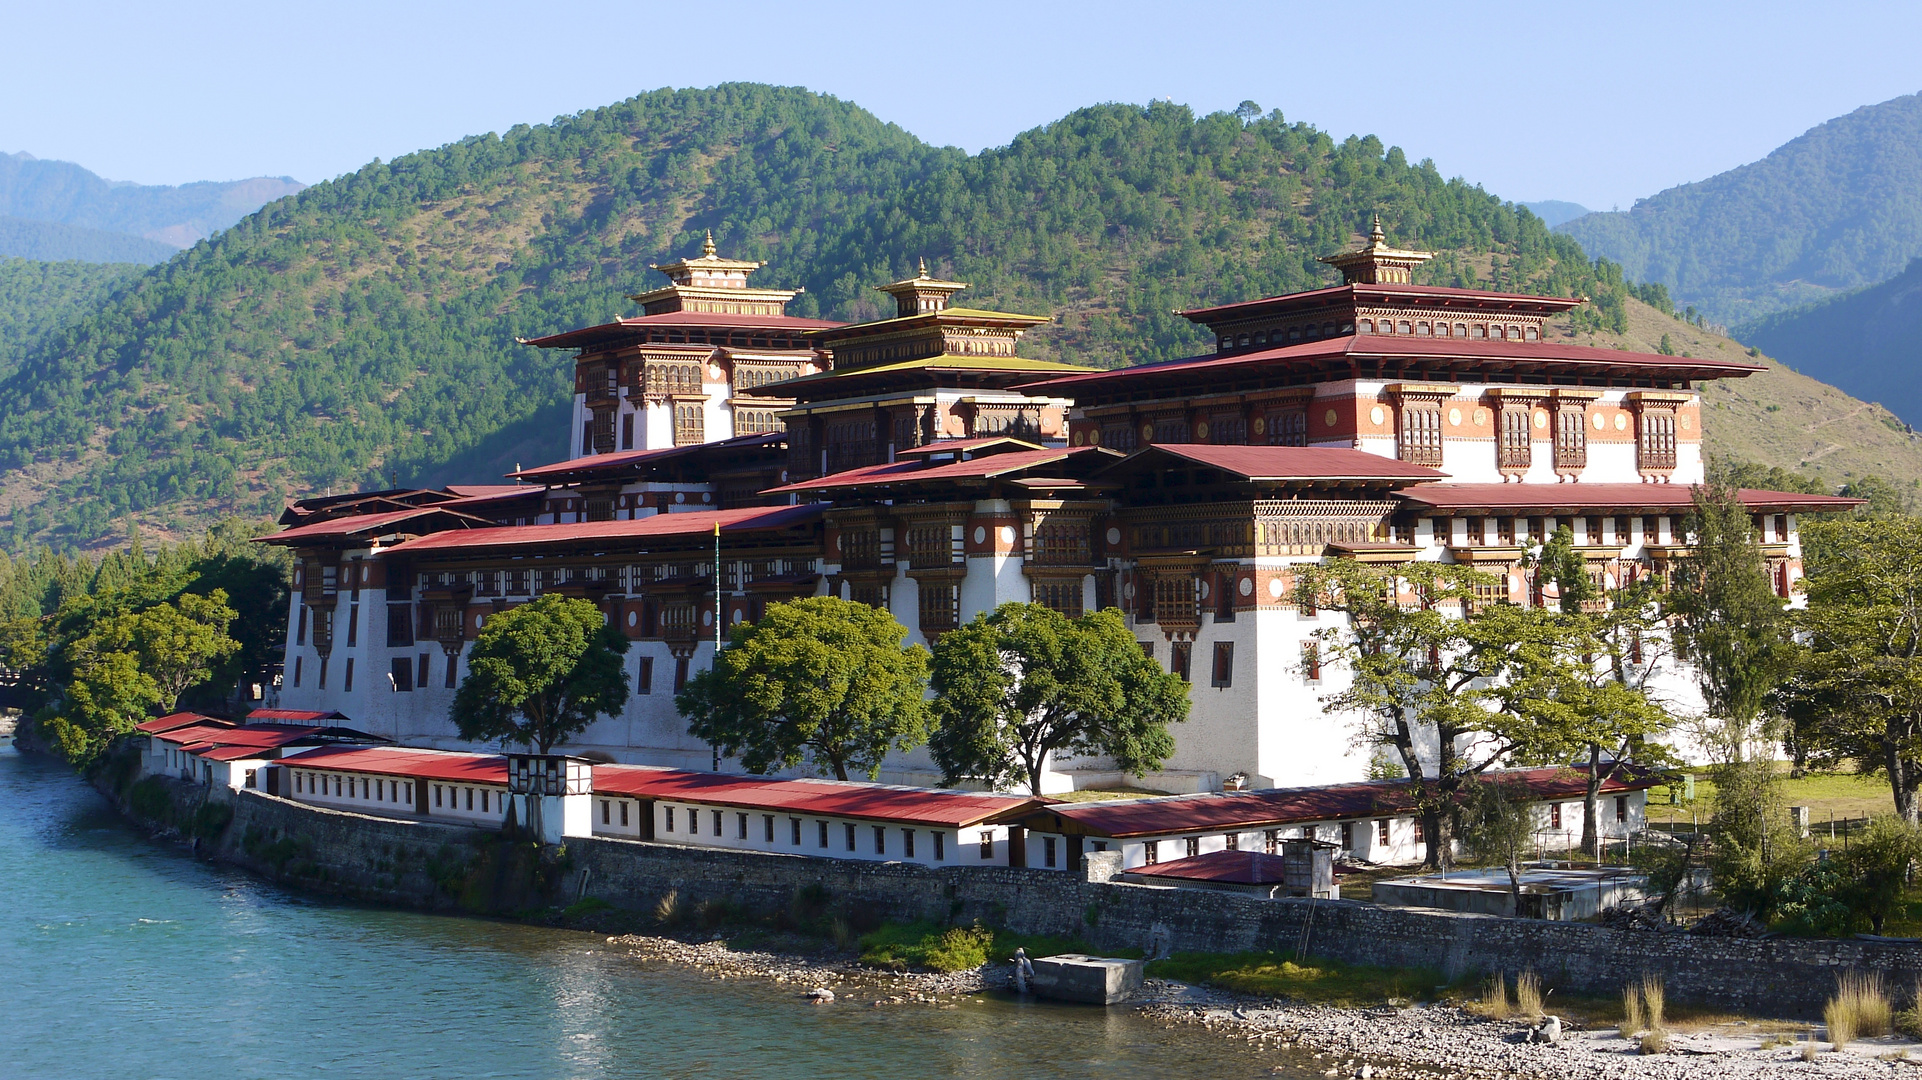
[382,503,822,555]
[1028,768,1659,838]
[443,484,540,498]
[522,311,842,350]
[136,712,226,734]
[1179,283,1586,320]
[247,708,346,724]
[277,746,509,785]
[762,446,1111,495]
[510,433,783,482]
[1396,483,1865,514]
[591,764,1045,827]
[1125,849,1295,885]
[1018,335,1764,396]
[894,436,1045,458]
[1105,444,1448,482]
[152,723,235,747]
[258,506,496,545]
[163,724,327,753]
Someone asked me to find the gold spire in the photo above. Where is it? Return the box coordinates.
[1318,215,1434,285]
[702,230,717,258]
[917,257,929,278]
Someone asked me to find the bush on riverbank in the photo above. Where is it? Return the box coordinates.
[857,920,1129,973]
[1147,951,1445,1007]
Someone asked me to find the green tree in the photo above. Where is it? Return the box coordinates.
[678,596,930,780]
[1295,560,1595,869]
[1834,817,1922,934]
[1788,515,1922,820]
[1460,777,1538,914]
[451,595,630,754]
[928,603,1189,795]
[1670,480,1791,761]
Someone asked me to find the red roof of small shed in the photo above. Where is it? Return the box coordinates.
[1125,849,1295,885]
[591,764,1044,828]
[136,712,226,734]
[277,746,509,785]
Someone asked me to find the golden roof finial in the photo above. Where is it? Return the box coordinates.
[702,230,716,258]
[1370,214,1386,245]
[917,257,929,279]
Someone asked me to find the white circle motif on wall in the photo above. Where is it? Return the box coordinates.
[1592,412,1606,430]
[1141,423,1154,442]
[627,610,639,628]
[1615,413,1629,431]
[1072,432,1084,446]
[972,526,987,545]
[1106,527,1122,545]
[1088,429,1101,446]
[731,610,743,624]
[1448,407,1462,427]
[702,492,712,504]
[1125,582,1135,600]
[475,615,485,628]
[1194,422,1210,441]
[1324,409,1339,428]
[1199,581,1210,600]
[1534,411,1548,429]
[675,492,686,504]
[1474,408,1488,427]
[1239,577,1253,597]
[709,365,723,380]
[1680,415,1692,430]
[1253,417,1266,435]
[701,610,713,627]
[1268,578,1284,599]
[1369,406,1384,425]
[999,526,1015,544]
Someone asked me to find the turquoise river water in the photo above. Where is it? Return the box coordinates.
[0,740,1329,1079]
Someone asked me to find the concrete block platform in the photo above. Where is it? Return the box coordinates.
[1029,953,1145,1005]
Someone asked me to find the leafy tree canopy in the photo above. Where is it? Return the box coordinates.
[450,594,629,754]
[928,603,1188,795]
[678,596,929,781]
[1670,480,1792,759]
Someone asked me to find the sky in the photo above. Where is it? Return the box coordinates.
[2,0,1918,211]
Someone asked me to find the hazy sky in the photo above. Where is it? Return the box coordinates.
[3,0,1916,211]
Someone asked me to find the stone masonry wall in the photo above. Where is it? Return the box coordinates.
[118,780,1922,1018]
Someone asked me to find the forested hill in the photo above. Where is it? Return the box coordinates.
[0,258,141,381]
[1735,257,1922,425]
[0,83,1635,549]
[1557,92,1922,325]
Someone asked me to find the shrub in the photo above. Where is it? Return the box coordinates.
[127,776,174,824]
[652,889,681,927]
[922,925,995,973]
[1149,952,1433,1008]
[1639,1029,1669,1055]
[562,896,611,920]
[1622,982,1646,1035]
[1477,973,1511,1018]
[1826,971,1892,1049]
[1895,982,1922,1038]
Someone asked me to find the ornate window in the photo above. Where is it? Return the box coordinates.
[825,418,878,473]
[673,403,704,446]
[1398,401,1443,466]
[1211,643,1234,687]
[839,528,882,570]
[1555,405,1587,470]
[848,582,889,610]
[918,583,958,633]
[1152,416,1191,444]
[905,524,955,568]
[1498,406,1532,471]
[1208,414,1247,445]
[1638,409,1678,472]
[1169,641,1192,682]
[1032,522,1090,566]
[1267,408,1309,447]
[1098,419,1138,452]
[1033,580,1084,618]
[734,408,782,437]
[1153,574,1199,628]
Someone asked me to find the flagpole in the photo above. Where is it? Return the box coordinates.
[712,518,722,772]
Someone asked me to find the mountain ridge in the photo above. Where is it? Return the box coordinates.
[0,150,304,254]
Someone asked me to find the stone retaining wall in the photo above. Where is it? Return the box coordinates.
[119,780,1922,1017]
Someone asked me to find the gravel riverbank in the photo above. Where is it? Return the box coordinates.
[603,932,1922,1078]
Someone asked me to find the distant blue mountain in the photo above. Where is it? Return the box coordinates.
[0,151,303,258]
[1736,257,1922,426]
[1518,200,1590,228]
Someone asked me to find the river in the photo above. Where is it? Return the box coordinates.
[0,741,1323,1079]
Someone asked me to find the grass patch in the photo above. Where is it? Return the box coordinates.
[562,896,613,920]
[857,921,1129,973]
[1147,951,1442,1007]
[1826,971,1892,1049]
[1052,786,1171,804]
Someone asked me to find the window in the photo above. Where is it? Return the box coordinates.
[791,817,802,845]
[318,657,329,690]
[1555,406,1587,470]
[1169,641,1191,682]
[1497,517,1515,546]
[763,815,775,843]
[1376,819,1390,845]
[1637,409,1677,471]
[297,606,308,646]
[1267,409,1308,447]
[903,829,916,859]
[1340,822,1354,851]
[292,656,303,688]
[712,810,723,837]
[418,654,430,690]
[737,813,749,840]
[1615,795,1629,824]
[444,655,457,689]
[1185,837,1200,858]
[1224,832,1239,851]
[636,656,653,695]
[1033,580,1083,618]
[1210,642,1234,687]
[919,582,960,632]
[343,658,355,693]
[1550,803,1562,829]
[346,603,359,647]
[673,657,690,692]
[1302,641,1321,682]
[1413,818,1426,845]
[621,413,634,451]
[1398,401,1443,466]
[1144,839,1159,865]
[621,803,629,827]
[601,800,611,826]
[687,808,698,833]
[873,826,886,855]
[819,820,829,848]
[1264,830,1280,854]
[845,823,857,852]
[582,420,593,455]
[1042,836,1056,868]
[390,656,413,692]
[673,403,704,446]
[980,832,994,859]
[1498,406,1532,470]
[933,831,946,861]
[1208,414,1247,445]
